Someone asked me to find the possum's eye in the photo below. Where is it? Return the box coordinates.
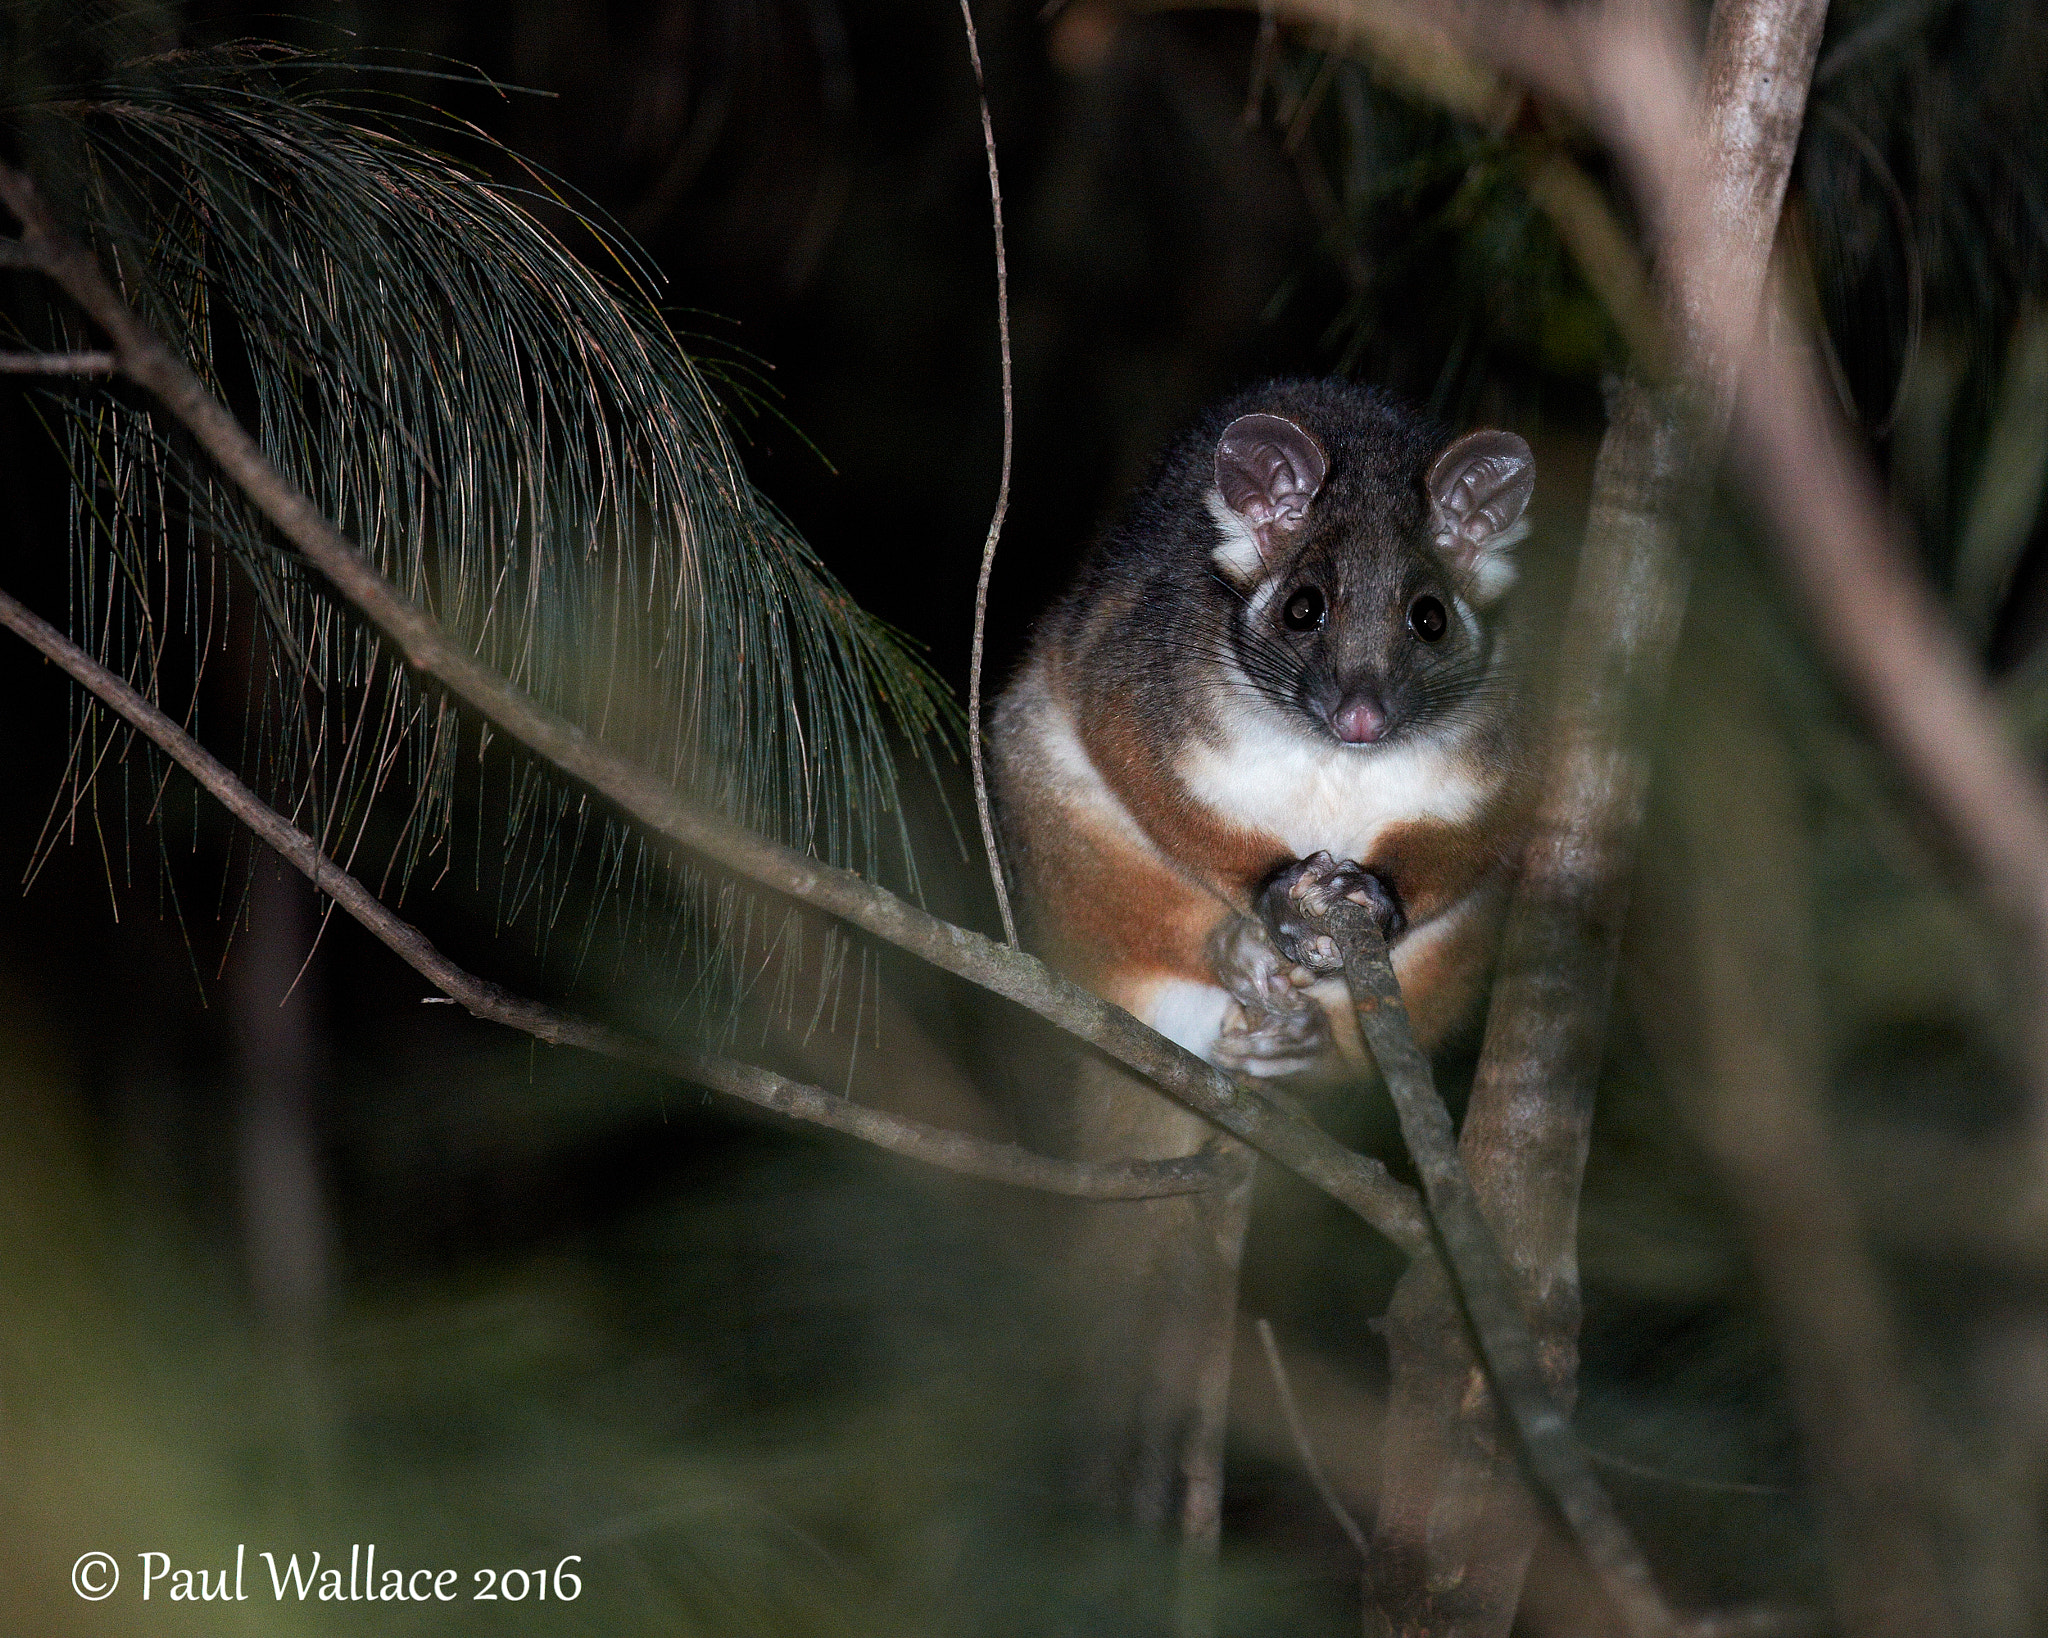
[1283,587,1327,631]
[1408,595,1448,642]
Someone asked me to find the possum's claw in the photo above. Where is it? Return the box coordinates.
[1206,916,1329,1078]
[1257,851,1405,976]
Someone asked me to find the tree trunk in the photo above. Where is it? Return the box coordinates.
[1363,2,1831,1631]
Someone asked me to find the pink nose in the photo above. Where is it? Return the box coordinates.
[1333,696,1387,744]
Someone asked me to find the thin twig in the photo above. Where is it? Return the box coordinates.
[1254,1317,1368,1558]
[958,0,1019,949]
[0,162,1433,1259]
[0,580,1242,1204]
[1584,1447,1787,1498]
[1305,892,1680,1638]
[0,349,116,374]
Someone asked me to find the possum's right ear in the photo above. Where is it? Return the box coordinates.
[1428,430,1534,604]
[1211,412,1327,579]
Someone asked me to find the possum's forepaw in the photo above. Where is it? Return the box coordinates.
[1257,851,1406,976]
[1212,1000,1329,1079]
[1206,916,1328,1079]
[1209,915,1318,1008]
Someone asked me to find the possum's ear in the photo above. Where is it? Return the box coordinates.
[1428,430,1534,604]
[1211,412,1328,579]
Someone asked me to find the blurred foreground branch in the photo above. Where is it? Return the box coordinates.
[1656,678,1955,1638]
[1258,0,1837,1633]
[0,583,1244,1205]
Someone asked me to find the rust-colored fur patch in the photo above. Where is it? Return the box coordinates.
[1392,876,1512,1050]
[1367,815,1508,926]
[1078,698,1290,905]
[1022,811,1230,993]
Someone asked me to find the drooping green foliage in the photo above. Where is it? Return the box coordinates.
[4,11,957,980]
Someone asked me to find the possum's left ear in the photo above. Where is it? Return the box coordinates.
[1428,430,1534,604]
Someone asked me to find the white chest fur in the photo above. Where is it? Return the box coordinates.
[1005,658,1157,850]
[1177,691,1490,867]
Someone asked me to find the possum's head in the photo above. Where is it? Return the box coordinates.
[1204,385,1533,749]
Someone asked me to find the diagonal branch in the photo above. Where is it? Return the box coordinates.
[0,580,1243,1205]
[0,349,115,374]
[0,165,1433,1258]
[1302,891,1679,1638]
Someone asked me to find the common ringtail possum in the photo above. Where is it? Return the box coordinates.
[990,376,1536,1522]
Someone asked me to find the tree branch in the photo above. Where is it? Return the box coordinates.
[1271,1,1831,1633]
[0,581,1247,1205]
[0,162,1433,1258]
[1254,1318,1369,1560]
[0,348,115,374]
[1303,892,1680,1638]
